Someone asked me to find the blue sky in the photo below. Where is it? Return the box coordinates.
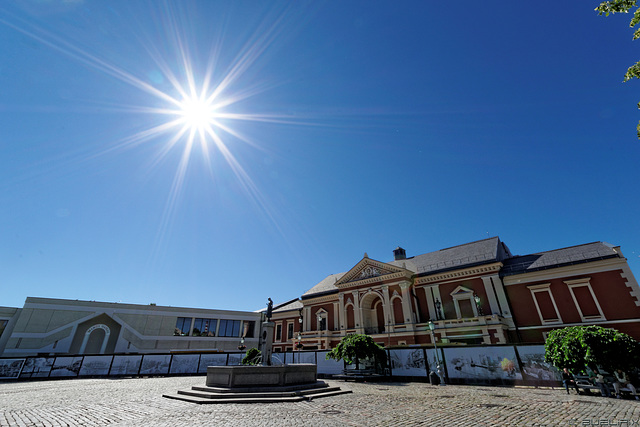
[1,1,638,312]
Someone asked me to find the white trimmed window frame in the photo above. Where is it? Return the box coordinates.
[315,309,328,331]
[390,295,404,325]
[564,278,606,322]
[527,283,563,325]
[450,286,478,319]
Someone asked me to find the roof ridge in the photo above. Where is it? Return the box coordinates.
[437,236,499,252]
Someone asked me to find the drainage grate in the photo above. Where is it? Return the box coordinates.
[477,404,503,408]
[321,410,343,415]
[438,395,455,399]
[490,394,508,398]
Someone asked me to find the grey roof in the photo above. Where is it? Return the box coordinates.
[301,272,345,299]
[389,237,508,275]
[501,242,620,276]
[273,299,303,313]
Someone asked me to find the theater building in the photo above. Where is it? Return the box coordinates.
[270,237,640,352]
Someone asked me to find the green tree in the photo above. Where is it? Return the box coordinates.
[596,0,640,137]
[325,334,387,371]
[241,348,261,365]
[544,325,640,372]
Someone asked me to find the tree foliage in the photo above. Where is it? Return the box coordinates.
[596,0,640,137]
[325,334,387,370]
[544,325,640,372]
[241,348,261,365]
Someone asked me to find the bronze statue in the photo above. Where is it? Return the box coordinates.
[266,298,273,321]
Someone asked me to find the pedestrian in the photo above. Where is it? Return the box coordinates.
[613,369,639,400]
[562,368,580,395]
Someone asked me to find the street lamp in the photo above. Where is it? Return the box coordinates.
[473,293,483,316]
[434,298,442,320]
[428,320,445,385]
[237,337,246,351]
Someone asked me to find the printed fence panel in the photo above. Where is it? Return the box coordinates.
[110,355,142,376]
[0,358,25,379]
[79,356,112,376]
[139,355,171,375]
[516,345,561,382]
[316,351,343,375]
[389,348,428,377]
[198,354,228,373]
[444,346,522,381]
[169,354,200,374]
[20,357,54,378]
[50,356,83,378]
[227,353,243,366]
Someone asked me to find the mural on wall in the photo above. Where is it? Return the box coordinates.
[79,356,112,376]
[169,354,200,374]
[444,346,522,381]
[50,357,83,377]
[109,355,142,376]
[0,358,25,379]
[139,355,171,375]
[20,357,54,378]
[389,349,428,377]
[517,345,561,382]
[197,354,227,373]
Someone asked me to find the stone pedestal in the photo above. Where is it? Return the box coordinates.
[260,321,275,366]
[205,364,317,388]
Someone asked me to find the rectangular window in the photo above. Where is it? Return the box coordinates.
[528,284,562,325]
[287,323,294,340]
[243,321,255,338]
[174,317,192,336]
[192,318,217,337]
[218,319,241,337]
[276,324,282,341]
[565,278,605,321]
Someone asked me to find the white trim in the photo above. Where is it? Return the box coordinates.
[450,286,478,319]
[79,324,110,354]
[517,317,640,331]
[564,278,606,322]
[527,283,563,325]
[620,264,640,307]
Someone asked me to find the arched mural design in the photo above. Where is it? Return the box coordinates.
[79,324,111,354]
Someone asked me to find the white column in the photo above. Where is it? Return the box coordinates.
[338,293,346,330]
[333,302,340,331]
[379,285,392,333]
[481,276,500,316]
[353,290,363,333]
[399,281,415,331]
[490,275,511,317]
[424,286,436,320]
[304,306,311,331]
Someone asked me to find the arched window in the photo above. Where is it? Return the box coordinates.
[392,297,404,324]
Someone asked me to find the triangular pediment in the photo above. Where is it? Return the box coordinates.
[450,285,473,296]
[336,257,412,287]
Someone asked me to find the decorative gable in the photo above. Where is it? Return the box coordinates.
[335,257,412,289]
[450,285,474,296]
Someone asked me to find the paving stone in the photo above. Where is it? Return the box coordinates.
[1,377,640,426]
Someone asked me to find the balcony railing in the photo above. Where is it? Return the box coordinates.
[363,326,385,335]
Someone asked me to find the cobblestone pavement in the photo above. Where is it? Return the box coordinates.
[2,376,640,426]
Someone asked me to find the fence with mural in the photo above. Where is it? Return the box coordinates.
[0,344,560,386]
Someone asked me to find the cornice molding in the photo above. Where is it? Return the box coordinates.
[502,257,626,285]
[302,294,338,305]
[415,263,502,285]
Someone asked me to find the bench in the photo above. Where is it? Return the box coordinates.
[333,368,383,382]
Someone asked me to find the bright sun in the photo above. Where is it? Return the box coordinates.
[178,96,216,131]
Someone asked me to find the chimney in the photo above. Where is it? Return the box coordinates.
[393,246,406,261]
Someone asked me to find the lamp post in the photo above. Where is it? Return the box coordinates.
[296,332,302,363]
[428,320,445,385]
